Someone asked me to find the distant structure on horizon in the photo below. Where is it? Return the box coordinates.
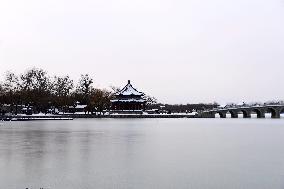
[110,80,146,114]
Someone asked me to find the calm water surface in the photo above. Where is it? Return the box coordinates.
[0,119,284,189]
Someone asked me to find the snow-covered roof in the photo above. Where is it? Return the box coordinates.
[111,99,146,103]
[237,102,245,106]
[69,105,87,109]
[116,80,144,96]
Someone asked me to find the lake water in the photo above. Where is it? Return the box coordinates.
[0,118,284,189]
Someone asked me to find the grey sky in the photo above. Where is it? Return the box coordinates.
[0,0,283,104]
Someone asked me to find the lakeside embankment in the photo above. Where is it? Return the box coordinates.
[0,114,200,121]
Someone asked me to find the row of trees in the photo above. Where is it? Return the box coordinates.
[0,67,223,115]
[0,68,113,114]
[147,103,219,113]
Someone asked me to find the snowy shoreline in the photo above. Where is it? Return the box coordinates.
[1,113,199,121]
[1,112,283,121]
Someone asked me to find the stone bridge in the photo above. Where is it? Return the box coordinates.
[202,105,284,118]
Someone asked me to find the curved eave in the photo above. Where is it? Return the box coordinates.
[111,99,146,103]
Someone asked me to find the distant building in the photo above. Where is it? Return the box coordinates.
[0,104,32,115]
[68,101,87,113]
[111,80,146,114]
[0,104,12,115]
[21,106,34,115]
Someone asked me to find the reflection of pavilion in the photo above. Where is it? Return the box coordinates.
[111,80,146,114]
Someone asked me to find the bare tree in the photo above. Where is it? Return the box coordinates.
[76,74,94,104]
[3,71,20,92]
[110,85,121,94]
[19,68,52,112]
[52,75,74,112]
[144,95,157,106]
[89,89,113,114]
[53,75,74,97]
[20,68,51,91]
[2,71,21,114]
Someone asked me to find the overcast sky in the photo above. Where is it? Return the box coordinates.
[0,0,283,104]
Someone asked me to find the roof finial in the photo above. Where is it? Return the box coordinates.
[128,80,130,84]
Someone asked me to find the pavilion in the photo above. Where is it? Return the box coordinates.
[111,80,146,114]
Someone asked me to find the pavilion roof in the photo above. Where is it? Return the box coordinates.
[111,99,146,102]
[116,80,145,96]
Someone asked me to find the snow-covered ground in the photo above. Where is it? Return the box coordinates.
[16,113,54,116]
[7,112,284,118]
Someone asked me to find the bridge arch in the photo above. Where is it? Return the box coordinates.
[217,111,227,118]
[281,108,284,115]
[251,108,265,118]
[240,109,251,118]
[207,105,284,119]
[228,110,238,118]
[280,108,284,118]
[266,108,277,118]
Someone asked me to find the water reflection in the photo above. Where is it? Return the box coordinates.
[0,119,284,189]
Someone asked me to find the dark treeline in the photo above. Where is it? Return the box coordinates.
[148,103,219,113]
[0,68,113,114]
[0,67,219,115]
